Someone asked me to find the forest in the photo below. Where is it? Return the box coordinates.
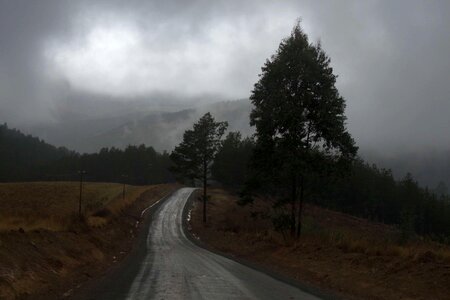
[212,134,450,243]
[0,123,173,184]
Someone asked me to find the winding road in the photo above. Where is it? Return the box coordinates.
[77,188,322,300]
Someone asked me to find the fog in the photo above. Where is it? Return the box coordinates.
[1,1,450,188]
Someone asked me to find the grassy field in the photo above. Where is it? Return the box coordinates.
[0,182,178,299]
[0,182,153,231]
[190,188,450,300]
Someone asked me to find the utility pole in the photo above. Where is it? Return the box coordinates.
[122,174,128,203]
[78,170,86,220]
[203,159,207,223]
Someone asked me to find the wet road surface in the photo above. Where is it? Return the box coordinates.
[124,187,321,300]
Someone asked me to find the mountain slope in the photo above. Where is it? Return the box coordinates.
[0,123,74,181]
[26,99,253,153]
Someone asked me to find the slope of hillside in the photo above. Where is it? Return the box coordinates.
[83,109,197,153]
[0,124,175,184]
[0,182,178,299]
[188,189,450,300]
[23,99,253,153]
[0,182,145,231]
[363,149,450,195]
[0,124,74,181]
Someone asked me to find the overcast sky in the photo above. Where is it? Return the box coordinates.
[1,0,450,153]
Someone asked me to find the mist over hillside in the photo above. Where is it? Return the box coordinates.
[363,149,450,194]
[25,99,253,154]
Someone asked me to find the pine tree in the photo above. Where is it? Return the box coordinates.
[170,113,228,223]
[249,21,357,237]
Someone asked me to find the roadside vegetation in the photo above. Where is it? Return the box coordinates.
[189,188,450,300]
[213,138,450,244]
[0,182,150,231]
[0,183,178,299]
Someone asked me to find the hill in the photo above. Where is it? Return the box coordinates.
[0,123,74,181]
[363,149,450,195]
[0,124,173,184]
[25,99,253,153]
[189,188,450,300]
[0,182,178,299]
[0,182,147,231]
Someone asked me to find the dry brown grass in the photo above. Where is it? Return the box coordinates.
[0,182,179,299]
[296,207,450,266]
[0,182,153,231]
[190,188,450,300]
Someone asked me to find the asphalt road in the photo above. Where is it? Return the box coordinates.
[77,187,322,300]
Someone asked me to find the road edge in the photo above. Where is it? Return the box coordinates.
[181,189,343,300]
[71,189,178,300]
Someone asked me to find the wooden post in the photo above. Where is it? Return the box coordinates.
[78,170,86,220]
[122,174,127,203]
[203,159,207,223]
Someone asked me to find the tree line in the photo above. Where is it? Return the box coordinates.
[212,139,450,242]
[0,123,173,184]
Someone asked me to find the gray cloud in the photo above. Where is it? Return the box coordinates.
[1,0,450,156]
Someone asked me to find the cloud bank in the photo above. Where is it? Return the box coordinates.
[1,0,450,154]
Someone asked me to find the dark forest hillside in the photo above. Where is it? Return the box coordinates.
[211,134,450,243]
[0,123,173,184]
[0,123,74,181]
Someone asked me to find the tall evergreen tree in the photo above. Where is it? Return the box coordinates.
[249,21,357,237]
[170,113,228,223]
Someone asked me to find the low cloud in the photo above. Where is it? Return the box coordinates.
[1,0,450,155]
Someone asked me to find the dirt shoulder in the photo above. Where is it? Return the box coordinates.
[188,188,450,300]
[0,183,179,299]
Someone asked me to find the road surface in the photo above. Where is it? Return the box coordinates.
[78,188,322,300]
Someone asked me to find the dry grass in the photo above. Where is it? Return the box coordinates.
[0,182,179,299]
[0,182,151,231]
[296,207,450,266]
[190,188,450,300]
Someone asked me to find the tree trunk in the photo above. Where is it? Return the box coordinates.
[203,159,207,223]
[290,173,297,236]
[296,175,304,238]
[297,127,310,238]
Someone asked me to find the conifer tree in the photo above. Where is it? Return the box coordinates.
[171,113,228,222]
[249,21,357,237]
